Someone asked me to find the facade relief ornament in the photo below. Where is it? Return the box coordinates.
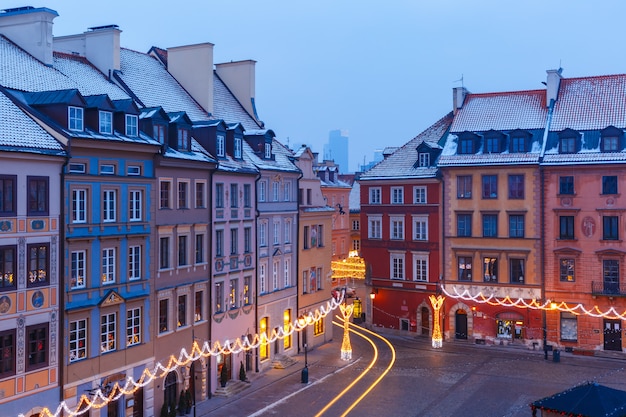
[582,216,596,238]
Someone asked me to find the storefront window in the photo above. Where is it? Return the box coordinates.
[496,319,512,339]
[560,312,578,341]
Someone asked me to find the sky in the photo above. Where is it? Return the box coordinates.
[6,0,626,172]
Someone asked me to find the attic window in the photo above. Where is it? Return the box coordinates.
[234,138,242,159]
[264,142,272,159]
[177,128,189,150]
[510,136,526,153]
[126,115,138,137]
[484,137,500,153]
[418,153,430,167]
[559,137,576,154]
[68,107,84,131]
[153,125,165,144]
[217,135,225,157]
[99,111,112,134]
[458,138,474,154]
[602,137,619,153]
[68,163,86,174]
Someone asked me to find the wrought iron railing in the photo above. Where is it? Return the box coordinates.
[591,281,626,296]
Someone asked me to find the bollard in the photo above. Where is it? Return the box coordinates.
[301,366,309,383]
[553,349,560,363]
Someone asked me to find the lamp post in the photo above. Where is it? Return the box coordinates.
[299,316,308,383]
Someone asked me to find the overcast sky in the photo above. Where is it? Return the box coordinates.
[7,1,626,172]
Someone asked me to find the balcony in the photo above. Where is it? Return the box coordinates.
[591,281,626,297]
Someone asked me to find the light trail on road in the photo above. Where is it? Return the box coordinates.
[314,320,396,417]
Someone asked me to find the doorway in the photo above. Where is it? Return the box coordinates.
[455,310,468,339]
[604,319,622,351]
[421,307,430,336]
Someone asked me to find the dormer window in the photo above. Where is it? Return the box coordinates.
[510,136,526,152]
[264,142,272,159]
[601,127,623,153]
[126,115,138,137]
[153,125,165,144]
[178,128,189,150]
[485,137,500,153]
[558,129,580,154]
[99,111,112,134]
[69,107,84,131]
[603,137,619,152]
[234,138,242,159]
[418,152,430,167]
[560,137,576,154]
[458,138,474,154]
[217,135,225,157]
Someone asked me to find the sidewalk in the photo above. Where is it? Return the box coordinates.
[194,335,352,416]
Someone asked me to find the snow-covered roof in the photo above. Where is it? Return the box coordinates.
[242,138,299,174]
[212,72,262,131]
[348,181,360,211]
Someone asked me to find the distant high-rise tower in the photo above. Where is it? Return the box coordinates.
[323,129,349,173]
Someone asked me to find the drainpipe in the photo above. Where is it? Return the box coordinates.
[207,165,215,398]
[58,149,70,407]
[253,170,261,374]
[295,168,303,353]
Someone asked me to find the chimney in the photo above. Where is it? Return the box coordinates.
[167,43,214,115]
[54,25,121,76]
[0,6,58,66]
[452,86,468,115]
[546,68,562,107]
[215,60,258,121]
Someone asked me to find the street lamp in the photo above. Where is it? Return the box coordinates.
[298,315,308,383]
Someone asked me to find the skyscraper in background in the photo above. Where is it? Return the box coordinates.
[323,129,349,173]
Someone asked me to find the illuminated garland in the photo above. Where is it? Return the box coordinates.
[21,296,344,417]
[441,287,626,319]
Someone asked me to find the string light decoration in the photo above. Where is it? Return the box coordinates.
[429,295,445,348]
[19,296,344,417]
[331,251,366,280]
[339,302,354,360]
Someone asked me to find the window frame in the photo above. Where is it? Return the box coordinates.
[27,176,49,216]
[0,329,16,378]
[101,247,116,284]
[369,187,381,204]
[125,114,138,137]
[559,258,575,282]
[482,213,498,238]
[126,307,141,347]
[602,176,618,195]
[26,323,48,371]
[391,187,404,204]
[69,319,87,363]
[457,175,472,199]
[70,250,86,289]
[0,245,16,291]
[603,215,619,240]
[559,216,575,240]
[509,214,525,238]
[508,174,524,199]
[128,245,141,281]
[129,189,142,221]
[457,213,472,237]
[99,110,113,134]
[481,175,498,199]
[100,313,116,353]
[559,176,574,195]
[0,175,16,217]
[68,106,84,131]
[458,256,472,281]
[102,189,117,222]
[390,253,405,280]
[27,243,49,288]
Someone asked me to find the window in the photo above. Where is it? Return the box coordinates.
[273,221,280,245]
[0,175,16,216]
[483,257,498,282]
[101,313,116,353]
[482,214,498,237]
[391,187,404,204]
[414,186,427,204]
[314,317,324,336]
[244,227,252,253]
[0,330,15,378]
[259,181,266,202]
[103,190,116,222]
[510,136,526,153]
[68,163,85,174]
[603,216,619,240]
[71,189,87,224]
[509,214,525,238]
[100,164,114,175]
[390,217,404,240]
[510,258,525,283]
[159,299,169,333]
[316,225,324,247]
[230,184,238,208]
[68,106,83,131]
[153,124,165,144]
[177,128,189,150]
[560,137,576,153]
[230,229,238,255]
[413,216,428,241]
[413,255,428,282]
[390,253,405,280]
[559,216,575,239]
[259,223,267,247]
[352,239,360,251]
[178,235,188,266]
[368,217,382,239]
[508,175,524,199]
[457,213,472,237]
[284,182,291,201]
[27,176,48,216]
[99,111,112,134]
[129,190,142,221]
[458,138,474,154]
[457,175,472,199]
[195,182,206,208]
[71,250,86,289]
[284,258,291,287]
[283,309,292,350]
[127,165,140,176]
[159,237,170,269]
[229,279,238,308]
[265,142,272,159]
[260,263,267,294]
[458,256,472,281]
[27,243,48,287]
[178,181,188,209]
[481,175,497,199]
[0,246,16,290]
[195,291,203,322]
[284,221,291,244]
[485,137,500,153]
[69,319,87,362]
[260,317,269,360]
[102,248,115,284]
[418,153,430,167]
[369,187,381,204]
[195,234,205,264]
[560,312,578,341]
[26,323,48,370]
[160,180,171,209]
[128,245,141,281]
[178,295,187,327]
[216,183,224,208]
[272,182,279,202]
[560,258,575,282]
[239,183,250,208]
[602,176,618,194]
[127,307,141,346]
[559,176,574,195]
[215,282,224,312]
[243,276,251,305]
[302,270,308,294]
[217,135,225,157]
[352,220,360,231]
[272,261,279,290]
[125,114,138,137]
[603,136,619,152]
[234,137,242,158]
[603,259,620,294]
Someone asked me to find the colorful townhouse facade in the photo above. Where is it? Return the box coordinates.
[359,115,451,335]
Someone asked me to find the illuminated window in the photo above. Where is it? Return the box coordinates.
[71,250,86,289]
[26,323,48,370]
[100,313,116,353]
[458,256,472,281]
[559,258,575,282]
[101,248,115,284]
[27,243,48,288]
[560,312,578,341]
[178,295,187,327]
[283,309,292,350]
[195,291,203,322]
[69,319,86,362]
[483,257,498,282]
[260,317,269,360]
[314,317,324,336]
[159,299,169,333]
[126,307,141,346]
[229,279,238,309]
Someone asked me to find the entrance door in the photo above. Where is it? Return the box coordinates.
[604,319,622,351]
[132,388,143,417]
[164,371,177,413]
[455,310,468,339]
[421,307,430,336]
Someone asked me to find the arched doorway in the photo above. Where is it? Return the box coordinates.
[421,307,430,336]
[164,371,178,413]
[455,309,468,339]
